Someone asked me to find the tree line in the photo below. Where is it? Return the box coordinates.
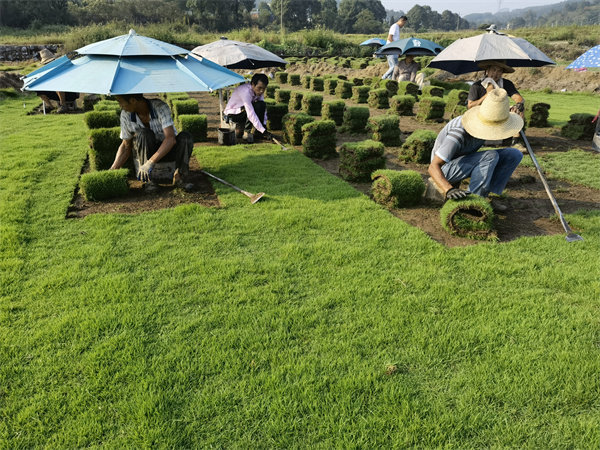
[0,0,470,33]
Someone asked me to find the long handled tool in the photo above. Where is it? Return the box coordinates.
[520,130,583,242]
[271,136,289,151]
[201,170,265,204]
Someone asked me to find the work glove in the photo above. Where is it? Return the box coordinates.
[137,160,155,182]
[510,102,525,113]
[445,187,469,201]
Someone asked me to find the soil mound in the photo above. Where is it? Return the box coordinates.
[0,72,23,89]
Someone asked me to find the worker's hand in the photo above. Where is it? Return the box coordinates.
[137,160,155,182]
[481,77,499,91]
[445,187,469,201]
[510,102,525,113]
[262,131,272,141]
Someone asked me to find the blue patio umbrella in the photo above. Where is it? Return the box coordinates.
[375,37,444,57]
[76,29,189,56]
[566,45,600,69]
[359,38,386,48]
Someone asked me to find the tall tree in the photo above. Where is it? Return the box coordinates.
[270,0,321,31]
[256,1,274,28]
[353,10,383,33]
[312,0,338,29]
[338,0,386,33]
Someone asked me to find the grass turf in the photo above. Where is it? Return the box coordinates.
[1,95,600,447]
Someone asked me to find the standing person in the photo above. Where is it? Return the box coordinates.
[36,48,79,113]
[428,89,524,212]
[110,94,193,192]
[392,54,420,82]
[382,16,407,80]
[224,73,271,144]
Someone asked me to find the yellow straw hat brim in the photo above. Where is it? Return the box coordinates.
[462,107,524,140]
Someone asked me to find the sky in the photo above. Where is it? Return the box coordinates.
[380,0,558,16]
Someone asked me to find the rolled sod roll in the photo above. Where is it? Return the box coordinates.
[371,169,425,208]
[79,168,129,201]
[440,196,497,241]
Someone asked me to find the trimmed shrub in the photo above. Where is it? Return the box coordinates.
[335,81,353,99]
[525,102,551,128]
[88,127,121,171]
[561,113,596,140]
[421,85,444,98]
[368,88,390,109]
[301,75,312,88]
[274,72,288,84]
[79,169,129,201]
[275,89,291,104]
[378,79,398,96]
[301,120,337,159]
[397,81,419,99]
[321,100,345,126]
[416,96,446,122]
[301,93,323,116]
[390,94,415,116]
[282,113,315,145]
[172,99,199,116]
[84,110,120,129]
[440,195,496,241]
[342,106,370,133]
[289,74,301,86]
[290,91,304,111]
[179,114,207,142]
[399,129,438,164]
[310,77,324,91]
[368,115,402,146]
[352,86,370,104]
[339,140,386,181]
[266,103,289,130]
[371,169,425,208]
[266,83,280,99]
[324,78,338,95]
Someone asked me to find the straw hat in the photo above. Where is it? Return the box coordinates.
[462,89,523,140]
[478,59,514,73]
[39,48,56,64]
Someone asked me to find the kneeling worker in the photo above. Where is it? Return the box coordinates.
[428,89,524,211]
[110,94,193,191]
[224,73,271,143]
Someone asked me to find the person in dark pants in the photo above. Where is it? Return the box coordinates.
[224,73,271,143]
[37,49,79,113]
[110,94,193,192]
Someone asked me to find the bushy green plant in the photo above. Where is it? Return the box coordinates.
[88,127,121,171]
[84,110,120,129]
[274,72,288,84]
[339,140,385,181]
[321,100,345,126]
[289,74,301,86]
[440,195,496,241]
[416,96,446,122]
[352,86,370,104]
[301,93,323,116]
[301,120,337,159]
[266,103,289,130]
[282,112,315,145]
[341,106,370,133]
[178,114,207,142]
[290,91,304,111]
[310,77,324,92]
[368,88,390,109]
[368,115,402,146]
[275,89,291,104]
[371,169,425,208]
[399,129,437,163]
[324,78,338,95]
[172,99,199,116]
[390,94,415,116]
[79,169,129,201]
[335,81,353,99]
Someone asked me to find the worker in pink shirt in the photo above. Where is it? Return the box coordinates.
[224,73,271,143]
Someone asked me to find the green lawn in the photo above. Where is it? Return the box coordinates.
[521,90,600,127]
[1,95,600,447]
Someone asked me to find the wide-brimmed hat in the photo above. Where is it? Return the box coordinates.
[478,59,514,73]
[39,48,56,64]
[462,89,523,140]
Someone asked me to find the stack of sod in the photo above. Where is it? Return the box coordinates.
[324,78,338,95]
[301,120,337,159]
[266,103,289,130]
[310,77,324,92]
[274,72,288,84]
[289,74,301,86]
[302,93,323,116]
[440,196,496,241]
[399,129,437,163]
[178,114,207,142]
[351,77,364,86]
[321,100,345,126]
[290,91,304,111]
[445,89,469,118]
[430,78,470,92]
[421,85,444,98]
[282,113,315,145]
[165,92,189,109]
[88,127,121,171]
[84,111,120,129]
[266,83,280,99]
[79,168,129,201]
[93,100,120,114]
[336,74,348,81]
[368,115,402,146]
[363,77,375,86]
[275,89,291,104]
[525,102,551,128]
[83,94,101,111]
[301,75,312,89]
[368,88,390,109]
[341,106,370,133]
[335,81,354,99]
[390,94,415,116]
[378,79,399,96]
[352,86,370,104]
[561,113,596,140]
[416,96,446,122]
[172,99,199,117]
[397,81,419,99]
[371,169,425,208]
[338,140,386,181]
